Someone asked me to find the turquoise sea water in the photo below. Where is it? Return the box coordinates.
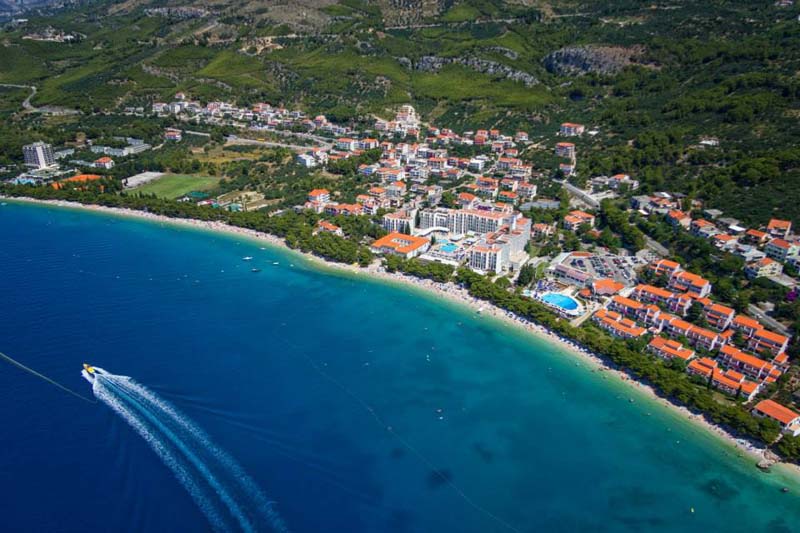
[1,201,799,532]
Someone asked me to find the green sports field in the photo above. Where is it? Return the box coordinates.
[131,174,220,199]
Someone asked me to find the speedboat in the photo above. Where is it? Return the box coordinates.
[82,363,97,381]
[251,268,261,273]
[242,256,253,261]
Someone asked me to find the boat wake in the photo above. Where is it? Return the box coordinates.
[88,368,288,533]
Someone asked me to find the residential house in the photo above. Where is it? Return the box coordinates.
[559,163,575,177]
[666,210,691,229]
[555,142,576,158]
[324,203,362,217]
[664,318,722,351]
[648,336,695,362]
[649,259,682,279]
[532,223,555,239]
[358,138,379,150]
[335,138,357,151]
[765,238,799,262]
[632,284,675,306]
[745,257,783,279]
[296,154,317,168]
[669,271,712,298]
[93,156,114,169]
[753,400,800,436]
[718,345,778,381]
[712,370,761,401]
[690,219,718,238]
[609,295,645,317]
[517,182,537,199]
[308,188,330,204]
[687,357,718,380]
[315,220,343,237]
[731,315,763,339]
[767,218,792,239]
[744,229,770,245]
[747,328,789,357]
[563,210,595,231]
[593,309,647,339]
[560,123,585,136]
[704,303,736,331]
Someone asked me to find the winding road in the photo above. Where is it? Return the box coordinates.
[0,83,37,111]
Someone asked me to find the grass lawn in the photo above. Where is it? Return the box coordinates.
[131,174,220,199]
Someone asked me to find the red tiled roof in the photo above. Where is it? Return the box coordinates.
[753,329,789,345]
[733,315,761,330]
[768,238,792,250]
[719,345,772,370]
[592,278,625,295]
[371,232,430,254]
[768,219,791,230]
[754,400,799,425]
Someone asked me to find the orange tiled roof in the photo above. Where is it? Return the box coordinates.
[768,219,791,230]
[372,232,430,254]
[755,399,799,425]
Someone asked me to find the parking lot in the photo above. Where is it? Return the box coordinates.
[563,251,646,286]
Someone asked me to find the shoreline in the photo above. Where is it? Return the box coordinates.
[4,195,799,482]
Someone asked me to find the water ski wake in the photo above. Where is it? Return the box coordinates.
[89,368,288,533]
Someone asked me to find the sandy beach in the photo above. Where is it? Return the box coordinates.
[4,195,796,478]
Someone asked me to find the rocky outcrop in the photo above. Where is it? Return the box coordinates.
[543,45,645,76]
[413,55,538,86]
[485,46,518,60]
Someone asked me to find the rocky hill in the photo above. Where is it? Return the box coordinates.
[543,45,647,76]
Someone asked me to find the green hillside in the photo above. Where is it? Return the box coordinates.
[2,0,800,224]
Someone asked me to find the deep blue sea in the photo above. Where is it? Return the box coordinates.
[1,201,799,533]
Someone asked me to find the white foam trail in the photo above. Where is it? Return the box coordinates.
[91,369,288,533]
[93,381,230,532]
[102,373,287,530]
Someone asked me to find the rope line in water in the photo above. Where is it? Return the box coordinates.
[0,350,96,403]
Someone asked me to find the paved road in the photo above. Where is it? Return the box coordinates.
[747,304,791,336]
[561,180,668,257]
[0,83,37,111]
[561,181,599,208]
[225,137,319,152]
[643,235,669,257]
[267,128,333,147]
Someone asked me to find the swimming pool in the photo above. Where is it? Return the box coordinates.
[540,292,580,312]
[439,242,459,253]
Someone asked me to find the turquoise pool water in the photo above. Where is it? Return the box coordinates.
[440,242,458,253]
[541,292,580,311]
